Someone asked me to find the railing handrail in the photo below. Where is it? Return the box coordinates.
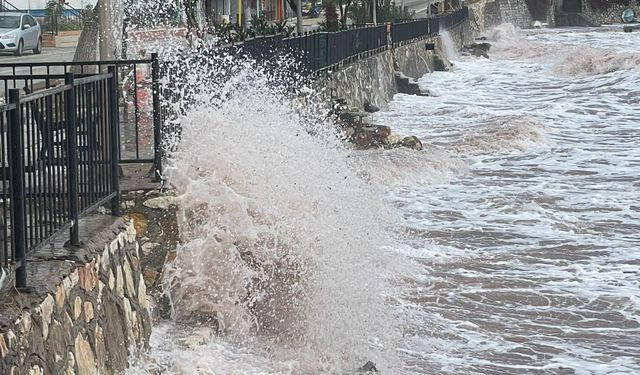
[1,71,121,290]
[19,83,71,103]
[0,59,154,68]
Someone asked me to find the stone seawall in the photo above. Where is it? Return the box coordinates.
[0,219,151,374]
[321,51,397,110]
[468,0,534,31]
[582,0,639,25]
[322,19,472,111]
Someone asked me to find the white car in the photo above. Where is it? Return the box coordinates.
[0,12,42,56]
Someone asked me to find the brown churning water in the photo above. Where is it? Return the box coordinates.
[376,25,640,374]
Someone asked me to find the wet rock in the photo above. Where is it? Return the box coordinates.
[102,293,128,372]
[65,353,75,375]
[116,267,124,298]
[339,111,370,126]
[120,200,135,210]
[73,296,82,320]
[350,125,392,148]
[402,136,423,151]
[396,74,430,96]
[142,196,176,210]
[127,212,149,237]
[123,258,136,298]
[182,327,214,348]
[83,302,94,323]
[40,295,55,340]
[55,285,66,310]
[357,361,377,372]
[0,334,8,358]
[78,260,98,292]
[141,242,160,256]
[142,267,158,288]
[94,327,107,375]
[74,334,97,375]
[433,55,449,71]
[363,101,380,113]
[464,42,491,58]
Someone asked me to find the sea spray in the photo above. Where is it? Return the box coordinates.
[439,29,459,62]
[155,46,406,372]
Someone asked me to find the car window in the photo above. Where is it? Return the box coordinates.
[0,16,21,29]
[21,16,28,28]
[27,15,37,27]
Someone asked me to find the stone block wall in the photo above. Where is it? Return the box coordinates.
[0,220,151,375]
[467,0,535,31]
[320,19,472,111]
[321,51,397,110]
[498,0,534,28]
[468,0,504,33]
[582,0,639,24]
[394,42,437,79]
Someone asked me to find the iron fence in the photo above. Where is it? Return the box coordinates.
[42,2,85,36]
[240,24,389,74]
[0,68,120,289]
[392,7,469,46]
[0,58,161,172]
[241,8,468,71]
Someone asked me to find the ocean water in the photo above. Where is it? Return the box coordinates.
[128,25,640,374]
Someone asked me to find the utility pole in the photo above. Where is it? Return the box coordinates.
[296,0,303,34]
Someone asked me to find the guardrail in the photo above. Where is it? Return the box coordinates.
[239,7,468,73]
[0,58,162,173]
[0,68,120,290]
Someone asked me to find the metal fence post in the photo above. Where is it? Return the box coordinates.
[108,66,121,217]
[151,52,162,182]
[64,73,80,247]
[7,89,28,290]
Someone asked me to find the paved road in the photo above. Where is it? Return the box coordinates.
[0,47,76,75]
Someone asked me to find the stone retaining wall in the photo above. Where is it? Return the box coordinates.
[0,219,151,375]
[582,0,639,25]
[322,19,472,111]
[321,51,397,110]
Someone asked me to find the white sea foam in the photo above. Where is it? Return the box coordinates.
[486,23,640,76]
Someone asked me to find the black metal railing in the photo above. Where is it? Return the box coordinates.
[42,2,85,35]
[391,7,469,46]
[240,7,468,72]
[240,24,388,74]
[0,58,161,171]
[0,68,120,289]
[392,18,435,46]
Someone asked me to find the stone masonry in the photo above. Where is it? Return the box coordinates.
[0,219,151,374]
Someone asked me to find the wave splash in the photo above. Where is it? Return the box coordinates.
[156,47,404,372]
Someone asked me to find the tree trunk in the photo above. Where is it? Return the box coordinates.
[72,1,100,71]
[99,0,114,61]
